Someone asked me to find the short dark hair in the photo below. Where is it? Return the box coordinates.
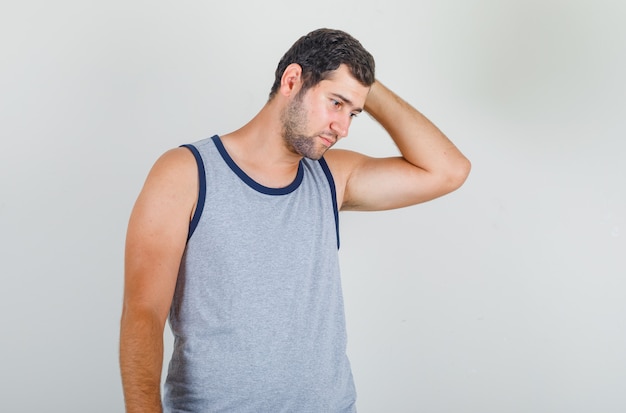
[268,28,375,100]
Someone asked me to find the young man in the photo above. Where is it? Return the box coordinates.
[120,28,470,412]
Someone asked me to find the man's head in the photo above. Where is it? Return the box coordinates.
[279,64,370,160]
[269,28,375,100]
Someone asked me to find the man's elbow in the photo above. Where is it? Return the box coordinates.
[445,156,471,192]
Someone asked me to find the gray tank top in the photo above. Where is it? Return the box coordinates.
[164,135,356,412]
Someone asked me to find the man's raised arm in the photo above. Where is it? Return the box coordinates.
[327,80,471,211]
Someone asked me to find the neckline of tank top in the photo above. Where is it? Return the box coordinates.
[210,135,305,196]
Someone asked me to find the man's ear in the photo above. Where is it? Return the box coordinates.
[279,63,303,97]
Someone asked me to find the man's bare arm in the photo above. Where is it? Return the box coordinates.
[326,80,471,211]
[120,148,198,412]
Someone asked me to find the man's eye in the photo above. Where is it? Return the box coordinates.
[331,99,342,108]
[350,112,359,118]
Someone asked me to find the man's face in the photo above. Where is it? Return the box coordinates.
[281,65,370,160]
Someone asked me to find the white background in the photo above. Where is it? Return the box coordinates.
[1,1,625,412]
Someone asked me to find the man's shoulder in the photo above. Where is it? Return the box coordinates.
[146,146,199,189]
[323,149,369,181]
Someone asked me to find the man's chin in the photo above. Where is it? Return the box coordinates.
[286,135,329,160]
[302,147,329,161]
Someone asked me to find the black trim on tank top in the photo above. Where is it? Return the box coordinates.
[211,135,303,195]
[319,157,340,250]
[180,144,206,241]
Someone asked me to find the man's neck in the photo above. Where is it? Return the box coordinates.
[220,103,303,189]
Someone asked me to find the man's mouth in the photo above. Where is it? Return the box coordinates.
[319,135,335,147]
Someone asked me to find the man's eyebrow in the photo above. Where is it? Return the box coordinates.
[331,93,363,113]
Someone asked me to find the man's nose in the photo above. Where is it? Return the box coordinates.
[330,115,350,138]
